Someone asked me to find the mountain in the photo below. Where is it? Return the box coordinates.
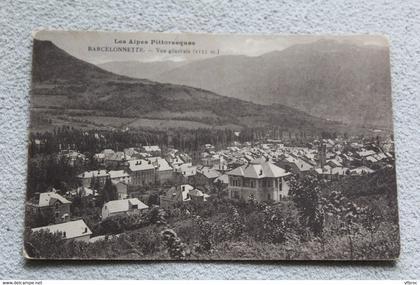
[98,60,186,80]
[32,40,135,84]
[101,40,392,129]
[30,39,350,134]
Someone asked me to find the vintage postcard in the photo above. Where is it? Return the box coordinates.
[24,30,399,260]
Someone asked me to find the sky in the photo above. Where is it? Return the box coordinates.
[34,30,388,65]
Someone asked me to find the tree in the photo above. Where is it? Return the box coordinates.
[160,228,187,259]
[25,207,55,228]
[213,179,227,198]
[24,229,66,259]
[194,216,213,252]
[147,193,160,206]
[289,174,324,236]
[102,177,117,203]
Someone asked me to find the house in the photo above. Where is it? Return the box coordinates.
[350,166,375,176]
[211,157,228,172]
[276,155,313,177]
[355,149,390,167]
[94,149,115,163]
[173,164,197,185]
[314,166,350,180]
[93,152,106,163]
[58,150,86,167]
[108,170,131,184]
[147,157,173,184]
[201,153,224,168]
[104,151,128,168]
[196,167,221,186]
[77,170,109,188]
[101,198,149,220]
[160,184,193,209]
[356,149,377,158]
[124,147,139,157]
[167,155,185,168]
[226,158,290,202]
[160,184,209,209]
[127,159,155,186]
[142,145,161,156]
[27,191,71,224]
[74,186,98,197]
[204,144,215,151]
[31,219,92,242]
[113,181,129,200]
[178,153,192,164]
[326,158,343,168]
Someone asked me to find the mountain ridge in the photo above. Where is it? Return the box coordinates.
[98,39,393,129]
[30,39,359,135]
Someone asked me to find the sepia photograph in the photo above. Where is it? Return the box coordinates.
[24,30,399,260]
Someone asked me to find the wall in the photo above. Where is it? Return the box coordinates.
[0,0,419,280]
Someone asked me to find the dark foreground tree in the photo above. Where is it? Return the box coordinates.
[289,173,324,236]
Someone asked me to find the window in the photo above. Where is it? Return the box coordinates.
[231,178,240,187]
[250,180,255,188]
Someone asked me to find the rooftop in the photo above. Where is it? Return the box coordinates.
[32,219,92,239]
[103,198,149,214]
[38,192,71,207]
[227,158,289,179]
[128,159,155,171]
[77,170,109,178]
[108,170,130,179]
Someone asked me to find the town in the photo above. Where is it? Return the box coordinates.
[24,127,397,260]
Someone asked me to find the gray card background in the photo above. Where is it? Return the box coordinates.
[0,0,419,279]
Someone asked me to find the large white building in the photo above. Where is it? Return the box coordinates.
[101,198,149,220]
[127,159,155,186]
[227,158,290,202]
[31,219,92,242]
